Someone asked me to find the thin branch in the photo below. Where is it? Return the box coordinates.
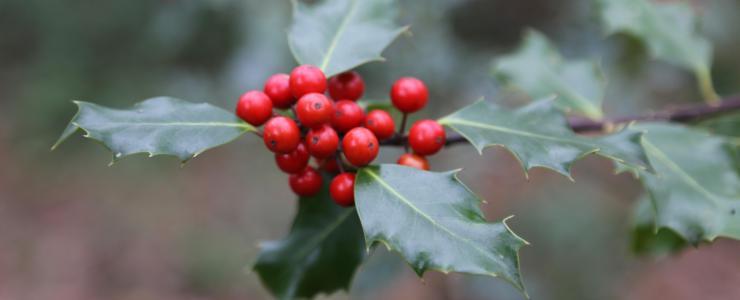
[380,96,740,147]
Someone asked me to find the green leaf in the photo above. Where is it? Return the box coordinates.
[357,99,392,112]
[628,123,740,244]
[698,112,740,141]
[596,0,718,102]
[630,194,688,256]
[254,175,365,300]
[288,0,408,77]
[438,99,652,178]
[355,165,529,295]
[54,97,254,163]
[492,30,605,119]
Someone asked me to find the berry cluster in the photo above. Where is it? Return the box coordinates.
[236,65,446,206]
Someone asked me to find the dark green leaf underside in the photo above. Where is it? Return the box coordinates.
[439,99,652,178]
[698,112,740,141]
[254,175,365,300]
[631,194,689,256]
[54,97,253,163]
[355,165,528,295]
[288,0,408,76]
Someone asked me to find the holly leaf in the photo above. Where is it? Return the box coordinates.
[596,0,718,101]
[438,99,652,178]
[53,97,254,163]
[355,165,529,296]
[628,123,740,244]
[492,30,605,119]
[288,0,408,76]
[698,112,740,140]
[357,99,393,112]
[254,175,365,300]
[630,194,688,256]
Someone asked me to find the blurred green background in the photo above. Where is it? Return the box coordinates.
[1,0,739,299]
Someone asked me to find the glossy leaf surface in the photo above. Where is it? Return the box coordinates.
[355,165,528,295]
[288,0,407,76]
[439,99,651,178]
[54,97,253,163]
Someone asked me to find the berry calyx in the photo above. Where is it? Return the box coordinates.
[236,91,273,126]
[263,73,295,109]
[397,153,430,171]
[263,116,301,154]
[331,100,365,133]
[290,65,327,98]
[289,166,323,197]
[408,120,446,155]
[305,125,339,159]
[275,143,310,174]
[328,71,365,101]
[296,93,334,128]
[390,77,428,113]
[364,109,395,140]
[330,172,356,207]
[342,127,379,167]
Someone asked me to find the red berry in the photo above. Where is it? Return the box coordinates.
[390,77,428,113]
[397,153,430,171]
[236,91,273,126]
[296,93,334,128]
[263,73,295,109]
[275,143,310,174]
[289,166,323,197]
[305,125,339,159]
[364,109,395,140]
[342,127,379,167]
[263,116,301,154]
[331,100,365,133]
[290,65,327,98]
[330,173,356,207]
[408,120,445,155]
[328,71,365,101]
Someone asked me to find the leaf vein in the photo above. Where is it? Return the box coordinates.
[291,209,355,263]
[441,118,592,147]
[319,0,359,71]
[643,139,722,204]
[364,169,499,265]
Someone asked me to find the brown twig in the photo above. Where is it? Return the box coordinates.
[380,96,740,147]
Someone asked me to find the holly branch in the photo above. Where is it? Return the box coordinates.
[381,96,740,146]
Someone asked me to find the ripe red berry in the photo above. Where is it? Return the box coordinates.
[328,71,365,101]
[397,153,430,171]
[305,125,339,159]
[330,172,356,207]
[296,93,334,128]
[331,100,365,133]
[236,91,273,126]
[275,143,310,174]
[342,127,379,167]
[263,73,295,109]
[408,120,446,155]
[289,166,323,197]
[390,77,428,113]
[364,109,395,140]
[290,65,327,98]
[263,116,301,154]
